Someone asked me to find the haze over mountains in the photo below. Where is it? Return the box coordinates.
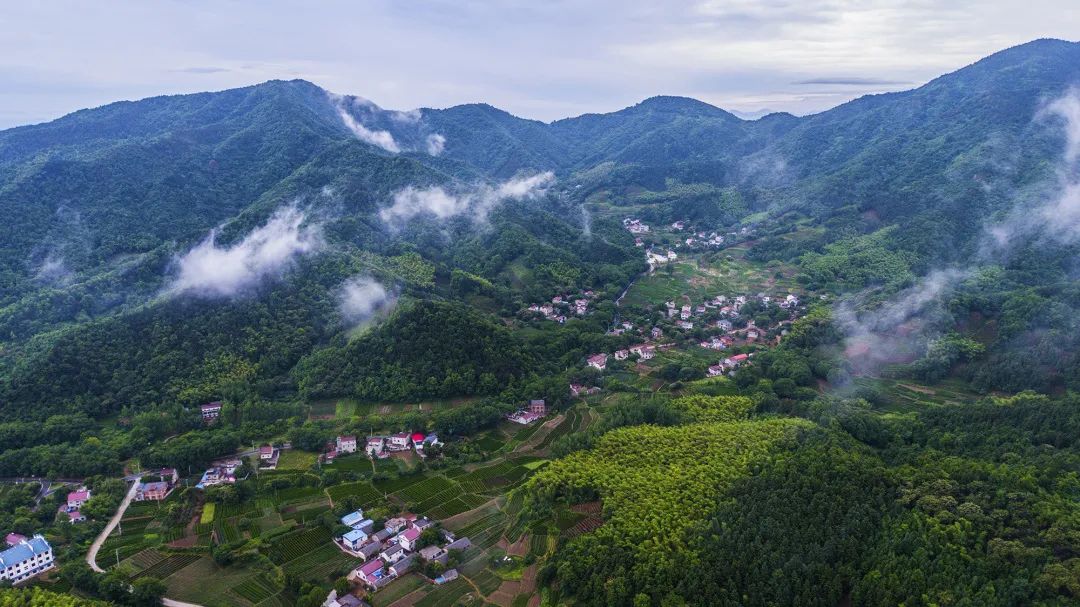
[0,38,1079,416]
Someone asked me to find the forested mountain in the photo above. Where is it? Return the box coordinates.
[5,35,1080,607]
[2,38,1080,417]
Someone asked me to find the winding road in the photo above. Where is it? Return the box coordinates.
[85,476,205,607]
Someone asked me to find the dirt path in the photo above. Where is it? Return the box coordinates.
[86,478,140,573]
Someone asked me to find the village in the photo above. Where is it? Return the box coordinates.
[524,289,598,323]
[587,289,804,378]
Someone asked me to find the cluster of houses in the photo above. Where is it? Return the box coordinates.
[135,468,179,502]
[569,384,602,397]
[670,221,726,247]
[326,432,440,463]
[646,248,678,267]
[58,488,90,524]
[623,217,650,234]
[338,509,472,592]
[0,533,54,584]
[507,399,547,425]
[196,458,243,489]
[587,342,661,372]
[708,353,751,377]
[526,291,596,323]
[584,290,807,375]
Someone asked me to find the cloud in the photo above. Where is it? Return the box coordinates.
[34,254,73,286]
[837,268,969,375]
[1042,90,1080,165]
[391,108,422,123]
[425,133,446,156]
[793,77,911,86]
[168,205,322,298]
[170,66,231,74]
[839,89,1080,378]
[980,88,1080,254]
[330,94,401,153]
[380,172,555,226]
[338,276,394,324]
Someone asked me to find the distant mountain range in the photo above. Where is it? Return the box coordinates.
[1,37,1078,415]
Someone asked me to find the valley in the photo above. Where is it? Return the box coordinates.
[0,36,1080,607]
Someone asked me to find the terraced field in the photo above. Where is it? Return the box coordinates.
[325,481,382,505]
[131,553,201,580]
[231,573,279,604]
[267,526,331,564]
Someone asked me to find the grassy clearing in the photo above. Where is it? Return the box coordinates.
[275,450,317,470]
[199,503,215,524]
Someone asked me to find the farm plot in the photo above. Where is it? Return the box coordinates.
[215,519,243,544]
[326,481,382,506]
[284,545,361,580]
[231,573,280,604]
[413,578,472,607]
[131,553,201,580]
[392,476,454,503]
[453,511,509,550]
[325,454,373,474]
[373,474,427,494]
[267,526,331,564]
[123,549,165,573]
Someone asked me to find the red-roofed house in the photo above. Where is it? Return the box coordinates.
[365,437,385,458]
[587,354,607,371]
[722,353,749,370]
[355,559,387,588]
[4,534,25,547]
[396,527,422,551]
[388,433,411,451]
[67,490,90,511]
[336,436,357,454]
[528,400,546,415]
[134,481,171,502]
[410,433,425,448]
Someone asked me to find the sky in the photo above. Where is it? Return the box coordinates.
[1,1,1079,128]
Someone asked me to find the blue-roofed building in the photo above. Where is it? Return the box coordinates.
[340,509,365,528]
[342,528,369,551]
[0,534,54,583]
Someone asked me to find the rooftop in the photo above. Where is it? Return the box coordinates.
[0,535,50,568]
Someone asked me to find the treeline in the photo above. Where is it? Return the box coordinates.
[295,300,534,401]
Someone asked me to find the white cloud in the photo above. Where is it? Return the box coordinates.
[380,172,555,226]
[980,89,1080,254]
[168,205,322,298]
[329,94,401,153]
[338,276,393,323]
[837,268,968,374]
[425,133,446,156]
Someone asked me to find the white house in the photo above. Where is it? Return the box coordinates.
[340,510,366,528]
[379,544,406,564]
[66,489,90,511]
[587,353,608,371]
[388,433,411,451]
[0,535,53,584]
[336,435,358,454]
[366,437,386,458]
[396,527,422,552]
[342,528,369,551]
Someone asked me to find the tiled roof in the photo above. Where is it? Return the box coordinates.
[0,535,49,567]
